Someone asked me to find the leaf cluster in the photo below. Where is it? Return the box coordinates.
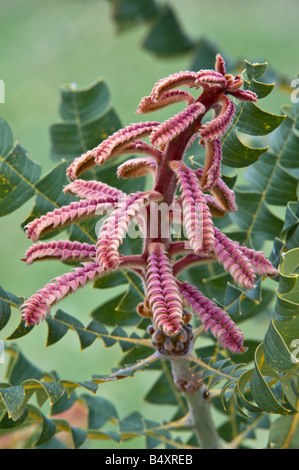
[0,57,298,449]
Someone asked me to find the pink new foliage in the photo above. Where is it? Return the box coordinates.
[20,55,277,353]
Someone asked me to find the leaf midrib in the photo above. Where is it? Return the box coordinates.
[0,152,96,243]
[243,118,295,244]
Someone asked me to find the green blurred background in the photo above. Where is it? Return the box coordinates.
[0,0,298,448]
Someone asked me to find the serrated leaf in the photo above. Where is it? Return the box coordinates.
[50,80,122,161]
[91,283,142,327]
[222,61,285,169]
[222,127,268,168]
[245,152,298,206]
[237,103,285,136]
[53,309,97,350]
[230,189,284,240]
[0,122,41,216]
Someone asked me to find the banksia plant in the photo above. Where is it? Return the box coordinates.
[20,54,278,358]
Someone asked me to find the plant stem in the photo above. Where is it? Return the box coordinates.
[170,356,219,449]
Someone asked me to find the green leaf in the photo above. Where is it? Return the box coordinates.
[119,411,145,436]
[27,404,57,447]
[222,61,285,169]
[5,345,43,386]
[0,120,41,216]
[52,310,97,350]
[282,201,299,250]
[21,160,78,234]
[92,270,128,289]
[45,316,69,347]
[81,394,118,429]
[0,285,22,331]
[0,117,13,156]
[269,415,299,449]
[273,248,299,321]
[250,344,290,414]
[0,386,26,421]
[91,283,142,327]
[142,5,194,56]
[50,79,122,161]
[264,318,299,372]
[222,128,268,168]
[230,189,284,241]
[111,0,159,30]
[244,152,298,206]
[237,103,285,136]
[144,372,178,406]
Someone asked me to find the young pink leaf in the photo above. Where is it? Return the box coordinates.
[170,161,215,254]
[228,89,258,102]
[137,90,195,114]
[150,103,206,148]
[117,157,157,179]
[23,240,96,265]
[200,94,235,141]
[25,197,118,242]
[20,262,103,326]
[113,140,163,161]
[146,242,183,336]
[214,227,256,289]
[94,122,160,166]
[215,54,226,76]
[194,70,227,88]
[235,244,278,277]
[210,177,238,212]
[201,139,222,191]
[196,168,237,213]
[204,194,227,217]
[178,281,245,353]
[63,179,125,200]
[96,190,163,271]
[66,122,160,180]
[150,71,199,102]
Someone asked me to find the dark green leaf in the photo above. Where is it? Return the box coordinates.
[0,142,41,216]
[269,415,299,449]
[250,344,290,414]
[142,5,194,56]
[82,394,118,429]
[0,285,21,331]
[50,80,122,161]
[222,128,268,168]
[111,0,159,30]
